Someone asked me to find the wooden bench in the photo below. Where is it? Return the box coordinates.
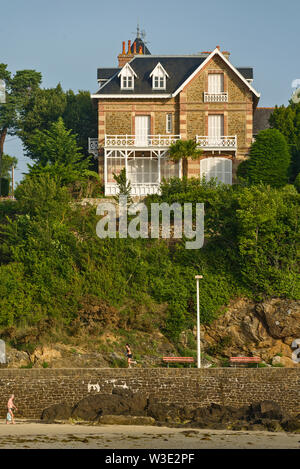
[230,357,261,368]
[163,357,194,368]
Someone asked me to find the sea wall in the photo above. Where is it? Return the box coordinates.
[0,368,299,419]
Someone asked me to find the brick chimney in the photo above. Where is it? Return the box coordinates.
[117,40,139,67]
[222,51,231,60]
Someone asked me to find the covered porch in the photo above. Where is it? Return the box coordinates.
[104,149,181,197]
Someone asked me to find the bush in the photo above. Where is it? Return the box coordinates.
[245,129,291,187]
[295,173,300,192]
[0,178,9,196]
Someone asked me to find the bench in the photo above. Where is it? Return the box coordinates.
[163,357,195,368]
[230,357,261,368]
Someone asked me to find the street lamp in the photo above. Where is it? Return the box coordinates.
[195,275,203,368]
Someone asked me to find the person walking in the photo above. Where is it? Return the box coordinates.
[6,394,17,424]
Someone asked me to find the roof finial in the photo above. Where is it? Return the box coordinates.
[136,21,140,39]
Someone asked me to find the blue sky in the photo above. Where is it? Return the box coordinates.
[2,0,300,183]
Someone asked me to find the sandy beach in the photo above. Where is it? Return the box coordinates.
[0,421,299,449]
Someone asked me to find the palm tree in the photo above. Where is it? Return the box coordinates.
[168,139,202,178]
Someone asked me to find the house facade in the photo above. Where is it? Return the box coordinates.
[90,36,260,196]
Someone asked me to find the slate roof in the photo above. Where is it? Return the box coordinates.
[94,55,254,96]
[130,37,151,55]
[237,68,253,80]
[253,107,275,135]
[97,68,120,80]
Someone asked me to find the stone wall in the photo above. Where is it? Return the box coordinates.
[0,368,299,419]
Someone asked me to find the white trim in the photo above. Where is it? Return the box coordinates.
[117,62,137,78]
[149,62,170,78]
[91,93,172,99]
[172,48,260,98]
[91,48,260,100]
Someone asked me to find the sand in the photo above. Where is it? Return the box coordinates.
[0,420,299,449]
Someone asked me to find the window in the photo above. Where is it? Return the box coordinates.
[200,157,232,185]
[208,74,224,94]
[118,63,137,90]
[150,63,169,90]
[127,157,159,184]
[166,114,172,133]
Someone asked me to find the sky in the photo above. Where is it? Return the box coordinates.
[1,0,300,184]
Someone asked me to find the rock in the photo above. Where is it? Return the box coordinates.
[272,355,297,367]
[202,298,300,365]
[41,403,73,422]
[281,416,300,432]
[98,415,155,425]
[71,390,148,421]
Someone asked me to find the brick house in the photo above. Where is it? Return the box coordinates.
[90,35,260,196]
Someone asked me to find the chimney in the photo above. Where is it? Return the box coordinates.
[216,45,220,50]
[133,41,137,54]
[139,45,143,54]
[222,51,231,60]
[118,40,134,67]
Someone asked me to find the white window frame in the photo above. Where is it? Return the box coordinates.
[208,73,224,94]
[200,157,232,185]
[150,63,169,90]
[166,114,172,133]
[118,63,137,90]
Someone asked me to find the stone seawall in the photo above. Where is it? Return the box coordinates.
[0,368,299,419]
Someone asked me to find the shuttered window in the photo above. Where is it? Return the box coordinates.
[208,74,224,94]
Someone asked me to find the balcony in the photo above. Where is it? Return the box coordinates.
[105,134,181,148]
[204,92,228,103]
[196,135,237,152]
[88,138,98,158]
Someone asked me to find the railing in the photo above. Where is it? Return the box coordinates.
[105,135,181,148]
[196,135,237,150]
[204,92,228,103]
[105,183,160,197]
[88,138,98,157]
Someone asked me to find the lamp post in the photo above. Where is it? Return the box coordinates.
[195,275,203,368]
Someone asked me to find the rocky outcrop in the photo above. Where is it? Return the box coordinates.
[41,392,300,433]
[202,298,300,366]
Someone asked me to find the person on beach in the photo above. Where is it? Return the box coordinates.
[6,394,17,424]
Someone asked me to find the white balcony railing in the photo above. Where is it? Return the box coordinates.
[196,135,237,150]
[204,92,228,103]
[105,134,181,148]
[88,138,98,158]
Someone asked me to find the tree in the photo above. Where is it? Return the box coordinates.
[62,90,98,157]
[243,129,290,187]
[19,86,97,159]
[0,64,41,191]
[168,139,202,178]
[26,117,94,185]
[0,154,18,180]
[270,101,300,181]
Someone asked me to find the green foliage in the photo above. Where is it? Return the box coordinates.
[168,139,202,177]
[0,178,9,196]
[0,154,18,180]
[0,173,298,345]
[19,85,97,159]
[25,117,92,185]
[295,173,300,192]
[244,129,291,187]
[113,168,132,203]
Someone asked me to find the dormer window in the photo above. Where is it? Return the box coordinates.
[118,63,137,90]
[150,63,169,90]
